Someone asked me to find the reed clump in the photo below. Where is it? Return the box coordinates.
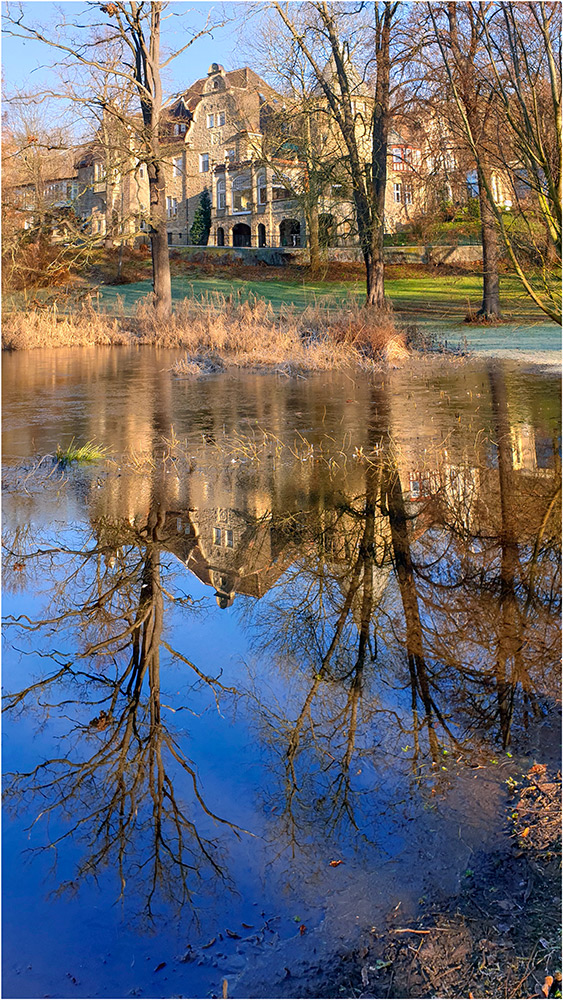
[2,301,132,351]
[3,292,405,371]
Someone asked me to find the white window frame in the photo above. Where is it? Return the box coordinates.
[257,171,267,205]
[394,182,402,203]
[216,177,226,210]
[207,113,214,129]
[173,155,183,178]
[232,173,252,213]
[166,196,178,218]
[226,148,235,163]
[218,111,226,127]
[404,183,413,206]
[199,153,209,173]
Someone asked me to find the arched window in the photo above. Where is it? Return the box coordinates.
[256,170,267,205]
[258,223,266,247]
[232,173,251,213]
[216,176,226,210]
[217,226,225,246]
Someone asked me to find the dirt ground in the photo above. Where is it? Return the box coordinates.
[310,764,561,1000]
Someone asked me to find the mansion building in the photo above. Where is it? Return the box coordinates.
[9,62,489,252]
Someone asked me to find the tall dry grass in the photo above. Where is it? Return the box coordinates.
[3,292,405,370]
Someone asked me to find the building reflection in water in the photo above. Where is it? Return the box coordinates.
[2,364,560,919]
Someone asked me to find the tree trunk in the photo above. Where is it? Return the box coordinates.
[367,3,393,311]
[148,161,172,319]
[308,197,321,276]
[477,163,502,319]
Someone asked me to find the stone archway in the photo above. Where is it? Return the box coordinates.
[258,223,267,248]
[217,226,225,246]
[279,218,300,247]
[233,223,251,247]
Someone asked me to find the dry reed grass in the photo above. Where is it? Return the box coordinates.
[3,292,405,371]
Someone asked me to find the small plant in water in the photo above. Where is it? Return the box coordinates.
[55,439,107,468]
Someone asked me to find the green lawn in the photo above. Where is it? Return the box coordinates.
[95,273,547,323]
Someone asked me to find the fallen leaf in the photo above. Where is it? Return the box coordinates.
[241,922,254,929]
[201,938,216,949]
[222,978,228,999]
[521,827,530,838]
[154,962,166,973]
[361,965,370,987]
[225,929,240,939]
[299,924,307,936]
[542,975,554,997]
[329,859,344,867]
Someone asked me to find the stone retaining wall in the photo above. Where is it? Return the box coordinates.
[169,244,484,266]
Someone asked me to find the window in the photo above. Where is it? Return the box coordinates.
[226,148,235,163]
[94,162,106,182]
[213,527,222,545]
[166,196,178,218]
[216,177,226,210]
[257,171,267,205]
[218,111,226,127]
[173,155,183,177]
[394,182,402,203]
[392,147,402,166]
[199,153,209,173]
[225,529,234,548]
[207,113,214,128]
[272,182,290,201]
[232,173,251,212]
[174,122,187,135]
[404,183,413,206]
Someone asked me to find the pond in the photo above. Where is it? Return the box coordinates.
[2,348,561,999]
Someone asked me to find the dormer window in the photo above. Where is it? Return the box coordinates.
[174,122,187,136]
[207,113,214,129]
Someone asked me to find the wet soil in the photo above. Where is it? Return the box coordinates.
[311,763,562,1000]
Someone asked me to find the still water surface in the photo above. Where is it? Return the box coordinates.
[2,348,561,999]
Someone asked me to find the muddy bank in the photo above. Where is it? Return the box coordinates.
[301,762,561,1000]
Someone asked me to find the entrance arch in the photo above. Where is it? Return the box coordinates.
[232,223,251,247]
[258,223,266,247]
[217,226,225,246]
[279,218,300,247]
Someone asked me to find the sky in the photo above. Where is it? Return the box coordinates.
[2,1,262,131]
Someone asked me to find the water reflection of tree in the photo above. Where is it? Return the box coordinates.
[3,502,242,922]
[240,417,560,847]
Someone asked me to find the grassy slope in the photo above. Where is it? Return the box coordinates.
[95,272,548,323]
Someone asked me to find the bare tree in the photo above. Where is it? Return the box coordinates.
[271,1,399,308]
[3,1,217,318]
[428,0,561,324]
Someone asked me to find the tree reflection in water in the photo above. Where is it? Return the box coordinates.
[2,364,560,914]
[3,497,243,923]
[238,417,560,849]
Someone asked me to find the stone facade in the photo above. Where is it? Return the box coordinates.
[11,62,510,250]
